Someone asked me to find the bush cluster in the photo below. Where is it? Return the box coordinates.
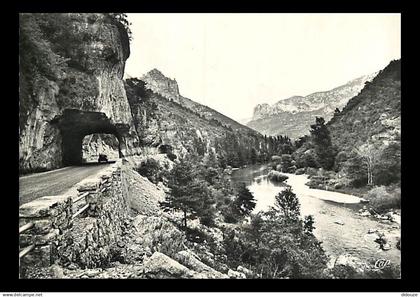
[363,186,401,213]
[267,170,289,183]
[135,158,166,184]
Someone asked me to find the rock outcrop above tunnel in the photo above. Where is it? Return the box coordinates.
[19,13,138,172]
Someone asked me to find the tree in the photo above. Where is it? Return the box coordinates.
[106,13,133,40]
[280,154,294,173]
[223,208,328,279]
[374,142,401,185]
[310,117,336,170]
[343,151,367,187]
[135,158,162,184]
[334,151,348,172]
[250,148,258,164]
[354,143,383,186]
[274,188,301,220]
[303,215,316,234]
[234,183,257,217]
[160,159,215,228]
[295,135,309,149]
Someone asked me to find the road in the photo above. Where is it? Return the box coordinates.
[19,163,112,206]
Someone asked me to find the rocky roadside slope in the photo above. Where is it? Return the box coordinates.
[23,155,251,279]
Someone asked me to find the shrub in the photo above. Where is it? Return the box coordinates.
[135,158,162,184]
[288,165,297,173]
[373,142,401,186]
[364,186,401,213]
[221,207,239,223]
[233,183,256,217]
[223,208,328,279]
[167,152,177,161]
[159,144,173,154]
[305,167,318,177]
[295,168,306,175]
[267,170,289,182]
[280,154,295,173]
[132,216,186,260]
[330,265,359,279]
[295,150,319,169]
[271,155,282,162]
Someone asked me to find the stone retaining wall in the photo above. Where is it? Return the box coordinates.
[19,159,131,275]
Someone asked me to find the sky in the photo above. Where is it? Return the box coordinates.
[124,13,401,122]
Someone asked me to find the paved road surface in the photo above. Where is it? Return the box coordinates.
[19,163,112,206]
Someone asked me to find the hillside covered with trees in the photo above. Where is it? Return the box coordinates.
[291,60,401,213]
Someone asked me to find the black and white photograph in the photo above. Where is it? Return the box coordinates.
[17,12,401,281]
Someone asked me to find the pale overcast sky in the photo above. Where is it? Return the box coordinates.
[124,13,401,122]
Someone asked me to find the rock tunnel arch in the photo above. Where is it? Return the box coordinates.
[82,133,120,163]
[52,109,130,166]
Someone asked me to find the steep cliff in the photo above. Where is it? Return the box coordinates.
[139,69,256,134]
[125,73,266,165]
[19,13,138,172]
[247,73,376,139]
[141,69,181,103]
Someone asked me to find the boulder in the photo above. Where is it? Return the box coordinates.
[227,269,246,279]
[50,264,66,278]
[388,214,401,224]
[267,170,288,182]
[295,168,306,175]
[334,254,367,274]
[359,210,371,217]
[77,178,100,192]
[143,252,196,279]
[382,243,391,251]
[237,266,253,277]
[326,256,336,270]
[19,195,71,218]
[334,220,345,225]
[174,250,228,279]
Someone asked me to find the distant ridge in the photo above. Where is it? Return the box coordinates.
[247,72,377,139]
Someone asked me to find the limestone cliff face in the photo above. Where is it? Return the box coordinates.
[19,13,138,172]
[141,69,181,104]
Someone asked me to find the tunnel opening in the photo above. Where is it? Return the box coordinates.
[82,133,120,163]
[52,109,127,166]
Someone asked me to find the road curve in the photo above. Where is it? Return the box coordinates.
[19,163,112,206]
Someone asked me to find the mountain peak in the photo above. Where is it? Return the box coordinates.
[141,68,180,103]
[248,71,378,139]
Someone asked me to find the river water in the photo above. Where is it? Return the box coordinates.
[231,164,401,266]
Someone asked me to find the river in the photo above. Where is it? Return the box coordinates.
[231,164,401,267]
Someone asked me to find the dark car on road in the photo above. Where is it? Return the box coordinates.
[98,154,108,163]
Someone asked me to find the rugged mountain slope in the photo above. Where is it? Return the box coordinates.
[125,74,265,163]
[247,73,376,139]
[19,13,139,172]
[140,69,257,134]
[327,59,401,151]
